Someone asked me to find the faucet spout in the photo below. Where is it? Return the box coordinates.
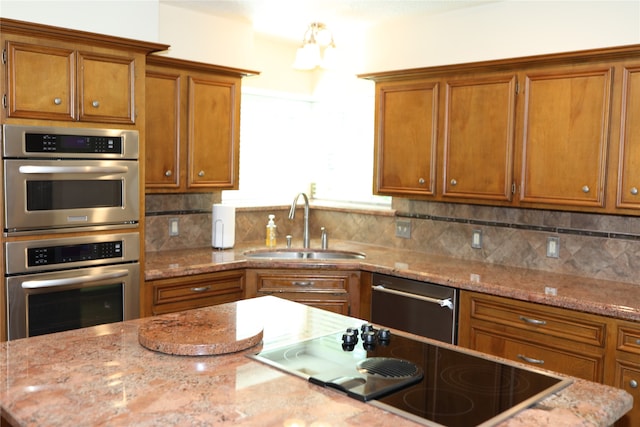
[289,192,310,249]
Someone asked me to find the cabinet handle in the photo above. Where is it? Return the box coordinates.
[630,380,638,389]
[292,281,313,287]
[635,338,640,345]
[198,170,205,177]
[517,354,545,365]
[53,97,62,105]
[92,100,100,108]
[190,286,212,293]
[165,170,172,177]
[519,315,547,326]
[450,178,458,186]
[631,187,639,196]
[418,178,425,185]
[582,185,590,193]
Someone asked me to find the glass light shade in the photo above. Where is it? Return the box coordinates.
[293,43,321,70]
[321,44,337,69]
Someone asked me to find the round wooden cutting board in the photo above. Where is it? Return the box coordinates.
[138,303,263,356]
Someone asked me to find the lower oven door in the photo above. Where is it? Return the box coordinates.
[6,262,139,340]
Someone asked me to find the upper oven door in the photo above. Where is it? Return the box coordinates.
[4,159,139,233]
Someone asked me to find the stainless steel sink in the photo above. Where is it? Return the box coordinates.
[244,249,366,260]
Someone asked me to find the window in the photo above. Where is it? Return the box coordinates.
[222,83,390,207]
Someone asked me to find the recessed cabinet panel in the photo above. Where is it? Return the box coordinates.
[617,66,640,209]
[443,75,516,201]
[145,71,181,188]
[188,77,237,189]
[520,68,612,207]
[78,53,135,124]
[375,82,438,196]
[7,41,75,120]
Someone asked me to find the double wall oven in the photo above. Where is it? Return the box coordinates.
[3,124,141,340]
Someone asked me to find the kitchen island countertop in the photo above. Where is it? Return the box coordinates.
[145,240,640,322]
[0,297,632,426]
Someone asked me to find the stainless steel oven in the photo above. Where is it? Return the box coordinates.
[5,232,140,340]
[2,124,139,233]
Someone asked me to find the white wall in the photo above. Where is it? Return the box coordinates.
[362,0,640,73]
[0,0,159,42]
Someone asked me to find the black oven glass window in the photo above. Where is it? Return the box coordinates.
[27,284,124,337]
[26,180,123,210]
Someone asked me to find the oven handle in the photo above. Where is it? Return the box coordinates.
[21,270,130,289]
[18,165,129,175]
[372,285,453,309]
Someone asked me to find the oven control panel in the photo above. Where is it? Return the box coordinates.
[26,133,123,154]
[28,241,123,267]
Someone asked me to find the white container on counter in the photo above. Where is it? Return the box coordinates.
[212,204,235,249]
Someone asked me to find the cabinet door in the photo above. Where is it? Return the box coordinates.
[187,76,239,189]
[519,67,612,207]
[145,70,181,189]
[442,75,516,201]
[78,52,135,124]
[374,81,438,196]
[6,41,75,120]
[616,65,640,209]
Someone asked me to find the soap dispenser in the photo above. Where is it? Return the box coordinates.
[266,215,277,247]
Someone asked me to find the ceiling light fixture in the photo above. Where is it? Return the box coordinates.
[292,22,337,70]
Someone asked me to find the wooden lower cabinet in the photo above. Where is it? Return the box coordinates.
[245,269,360,316]
[610,319,640,426]
[458,291,607,382]
[144,270,245,316]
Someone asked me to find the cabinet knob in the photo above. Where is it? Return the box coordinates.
[418,178,425,185]
[450,178,458,186]
[631,187,639,196]
[630,379,638,389]
[198,170,205,177]
[53,97,62,105]
[582,185,590,193]
[164,170,172,177]
[91,100,100,108]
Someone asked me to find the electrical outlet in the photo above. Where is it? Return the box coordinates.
[169,218,179,236]
[471,229,482,249]
[546,236,560,258]
[395,220,411,238]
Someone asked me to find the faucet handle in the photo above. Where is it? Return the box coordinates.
[286,235,292,248]
[321,227,328,250]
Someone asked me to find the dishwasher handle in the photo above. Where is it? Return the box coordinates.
[372,285,453,310]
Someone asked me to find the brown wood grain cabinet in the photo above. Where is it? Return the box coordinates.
[5,41,135,124]
[609,319,640,427]
[362,45,640,215]
[245,269,360,316]
[374,80,438,197]
[144,270,245,316]
[145,56,257,192]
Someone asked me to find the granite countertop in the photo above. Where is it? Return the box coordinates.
[145,240,640,322]
[0,297,632,426]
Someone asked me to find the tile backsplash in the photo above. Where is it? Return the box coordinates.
[145,193,640,285]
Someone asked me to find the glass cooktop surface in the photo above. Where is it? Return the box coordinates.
[250,325,572,427]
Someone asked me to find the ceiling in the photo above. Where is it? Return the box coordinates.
[160,0,499,43]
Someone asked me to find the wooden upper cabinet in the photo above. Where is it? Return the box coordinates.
[6,42,75,120]
[188,76,238,188]
[616,65,640,210]
[374,81,438,196]
[442,75,517,201]
[6,41,135,124]
[145,69,181,189]
[145,55,257,193]
[518,66,612,207]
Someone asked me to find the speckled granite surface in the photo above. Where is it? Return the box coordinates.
[145,240,640,322]
[0,297,632,426]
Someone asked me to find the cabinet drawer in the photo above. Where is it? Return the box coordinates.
[257,273,348,292]
[154,272,244,305]
[474,328,605,382]
[617,322,640,355]
[468,294,606,347]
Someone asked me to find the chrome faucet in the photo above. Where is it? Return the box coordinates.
[288,192,310,248]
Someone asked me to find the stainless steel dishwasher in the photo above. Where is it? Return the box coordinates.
[371,273,458,344]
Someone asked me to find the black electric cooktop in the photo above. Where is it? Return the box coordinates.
[249,324,572,427]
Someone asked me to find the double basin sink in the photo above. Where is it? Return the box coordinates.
[244,249,366,260]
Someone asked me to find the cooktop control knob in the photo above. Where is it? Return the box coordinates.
[378,328,391,342]
[363,331,377,344]
[342,331,358,345]
[360,323,375,338]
